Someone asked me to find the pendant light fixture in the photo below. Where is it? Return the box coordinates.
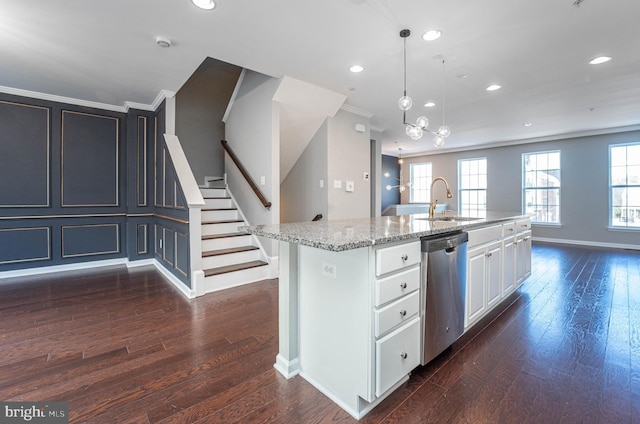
[384,147,412,193]
[398,29,451,147]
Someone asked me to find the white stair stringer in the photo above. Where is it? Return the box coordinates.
[199,187,269,293]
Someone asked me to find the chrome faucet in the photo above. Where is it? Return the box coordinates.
[429,177,453,218]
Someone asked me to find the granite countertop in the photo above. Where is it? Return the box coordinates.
[241,212,532,252]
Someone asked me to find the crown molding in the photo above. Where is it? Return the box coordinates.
[0,85,175,114]
[340,103,373,118]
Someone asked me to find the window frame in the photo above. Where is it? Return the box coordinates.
[458,157,487,218]
[409,162,432,203]
[522,150,561,225]
[609,142,640,230]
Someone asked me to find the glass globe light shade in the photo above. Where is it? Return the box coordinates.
[398,157,404,164]
[416,116,429,129]
[438,125,451,138]
[433,135,445,147]
[384,172,390,178]
[398,96,413,111]
[385,185,392,191]
[406,125,423,140]
[399,185,406,193]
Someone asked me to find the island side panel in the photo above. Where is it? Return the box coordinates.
[298,244,373,416]
[274,241,300,378]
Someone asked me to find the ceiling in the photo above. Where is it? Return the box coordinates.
[1,0,639,156]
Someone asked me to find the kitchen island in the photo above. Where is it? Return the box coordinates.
[243,212,532,419]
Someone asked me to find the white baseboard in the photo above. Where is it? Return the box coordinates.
[532,236,640,251]
[0,258,129,281]
[0,257,196,299]
[274,354,300,379]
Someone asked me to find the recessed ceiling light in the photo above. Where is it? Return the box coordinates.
[349,65,364,73]
[589,56,612,65]
[523,122,533,127]
[422,30,442,41]
[191,0,215,10]
[486,84,502,91]
[424,102,436,107]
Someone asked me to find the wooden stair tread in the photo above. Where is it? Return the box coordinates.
[204,261,268,277]
[202,232,249,240]
[203,196,231,200]
[201,208,237,211]
[202,246,259,257]
[201,219,244,225]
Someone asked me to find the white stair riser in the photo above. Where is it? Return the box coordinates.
[202,250,262,269]
[202,222,245,236]
[203,266,270,293]
[200,188,227,198]
[201,236,253,251]
[202,209,239,222]
[204,198,233,209]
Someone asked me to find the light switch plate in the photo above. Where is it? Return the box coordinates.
[346,181,355,192]
[333,180,342,189]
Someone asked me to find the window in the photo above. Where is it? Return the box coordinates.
[523,151,560,224]
[410,162,432,203]
[458,158,487,218]
[610,143,640,228]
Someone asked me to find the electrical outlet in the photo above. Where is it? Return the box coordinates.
[322,262,337,279]
[159,239,163,249]
[260,176,266,186]
[363,172,369,181]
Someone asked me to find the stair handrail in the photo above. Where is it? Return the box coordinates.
[221,140,272,210]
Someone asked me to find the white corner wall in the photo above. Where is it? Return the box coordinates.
[224,70,281,257]
[327,110,371,220]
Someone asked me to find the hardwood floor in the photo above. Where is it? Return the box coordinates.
[0,243,638,423]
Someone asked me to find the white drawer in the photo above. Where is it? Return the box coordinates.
[374,290,419,337]
[375,316,420,397]
[375,241,420,276]
[374,265,420,307]
[467,224,502,248]
[516,218,532,232]
[502,221,516,237]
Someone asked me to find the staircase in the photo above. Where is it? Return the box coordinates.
[200,186,269,293]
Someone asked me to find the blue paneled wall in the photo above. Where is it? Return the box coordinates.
[0,93,191,287]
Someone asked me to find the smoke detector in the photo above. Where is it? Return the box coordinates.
[156,37,172,48]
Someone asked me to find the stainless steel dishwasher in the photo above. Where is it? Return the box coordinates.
[420,231,468,365]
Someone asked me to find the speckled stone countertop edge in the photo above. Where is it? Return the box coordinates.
[240,213,532,252]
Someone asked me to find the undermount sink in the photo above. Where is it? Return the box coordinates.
[416,216,481,222]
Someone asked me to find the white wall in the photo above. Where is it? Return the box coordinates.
[327,110,371,220]
[401,129,640,249]
[280,120,329,223]
[225,70,281,256]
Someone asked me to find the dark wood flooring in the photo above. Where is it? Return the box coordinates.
[0,243,638,423]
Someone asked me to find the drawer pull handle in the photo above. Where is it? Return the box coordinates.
[399,309,407,317]
[400,352,408,359]
[401,254,408,261]
[400,282,408,289]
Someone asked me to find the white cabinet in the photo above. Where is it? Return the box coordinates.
[372,242,421,396]
[502,235,517,296]
[465,239,502,328]
[515,230,532,286]
[296,240,422,419]
[465,217,532,330]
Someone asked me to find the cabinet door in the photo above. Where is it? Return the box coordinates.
[375,317,420,397]
[515,233,528,286]
[522,231,532,280]
[502,237,516,296]
[486,242,502,309]
[466,246,486,328]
